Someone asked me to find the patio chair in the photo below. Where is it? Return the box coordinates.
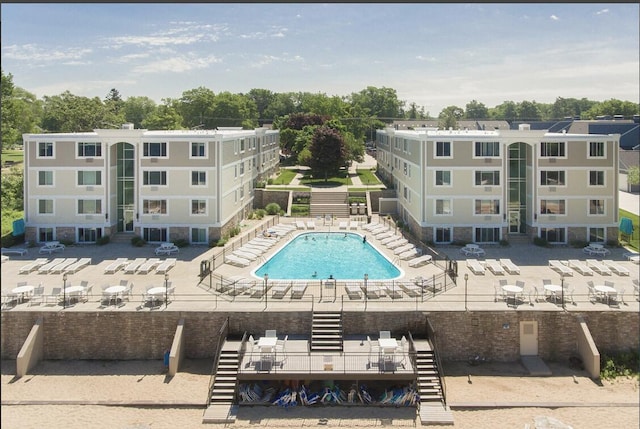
[515,280,525,288]
[45,287,62,305]
[494,285,506,302]
[275,335,288,362]
[604,280,615,288]
[379,330,391,339]
[1,289,19,308]
[587,281,599,303]
[367,336,380,367]
[265,329,277,338]
[81,284,93,303]
[29,284,45,306]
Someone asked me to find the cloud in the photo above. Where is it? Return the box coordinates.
[415,55,437,62]
[105,22,226,48]
[109,53,151,64]
[249,53,305,69]
[550,15,560,21]
[131,54,221,74]
[239,26,288,40]
[2,44,92,62]
[595,9,609,15]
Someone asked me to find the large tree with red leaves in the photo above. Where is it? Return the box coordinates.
[308,126,347,182]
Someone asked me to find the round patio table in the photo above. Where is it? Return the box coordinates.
[11,285,35,303]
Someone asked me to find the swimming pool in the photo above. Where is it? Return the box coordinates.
[253,232,402,280]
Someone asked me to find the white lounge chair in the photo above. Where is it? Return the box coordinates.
[393,244,414,255]
[64,257,91,274]
[568,260,594,276]
[271,281,291,299]
[380,235,402,245]
[233,250,258,261]
[499,258,520,274]
[19,258,49,274]
[400,282,422,297]
[1,247,28,256]
[50,258,77,274]
[466,259,485,275]
[585,259,612,275]
[386,239,409,249]
[306,220,316,229]
[549,260,573,277]
[124,258,147,274]
[339,221,348,230]
[349,221,358,230]
[38,258,66,274]
[362,222,380,231]
[240,245,265,255]
[104,258,128,274]
[399,249,419,260]
[155,242,179,256]
[380,282,402,299]
[345,283,363,299]
[225,254,251,267]
[407,255,432,267]
[137,258,161,274]
[602,260,630,276]
[291,282,308,299]
[295,221,306,230]
[156,258,178,274]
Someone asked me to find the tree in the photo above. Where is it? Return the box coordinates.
[438,105,464,129]
[308,126,347,182]
[489,101,518,121]
[583,99,640,119]
[41,91,113,132]
[246,88,275,122]
[516,100,541,121]
[627,166,640,191]
[122,96,157,129]
[349,86,404,120]
[141,99,183,130]
[210,91,258,129]
[465,100,488,120]
[1,69,17,150]
[177,86,216,129]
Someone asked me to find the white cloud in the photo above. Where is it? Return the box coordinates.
[415,55,437,62]
[550,15,560,21]
[131,54,221,74]
[3,44,92,62]
[105,22,226,48]
[595,9,609,15]
[110,53,151,64]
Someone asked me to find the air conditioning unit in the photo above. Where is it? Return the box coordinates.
[549,187,556,192]
[85,157,94,163]
[549,158,556,163]
[150,158,158,163]
[86,186,94,191]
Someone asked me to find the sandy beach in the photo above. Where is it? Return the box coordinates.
[1,359,637,428]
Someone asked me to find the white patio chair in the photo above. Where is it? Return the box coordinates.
[29,284,45,306]
[367,336,380,367]
[379,330,391,339]
[265,329,277,338]
[45,287,62,305]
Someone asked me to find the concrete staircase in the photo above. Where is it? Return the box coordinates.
[202,341,239,424]
[309,192,350,218]
[109,232,136,244]
[310,311,343,352]
[415,344,454,425]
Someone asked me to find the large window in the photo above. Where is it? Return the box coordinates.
[589,170,604,186]
[78,171,101,186]
[540,199,565,215]
[541,141,565,157]
[540,227,565,244]
[191,228,207,244]
[78,227,102,243]
[192,171,206,186]
[191,142,206,157]
[191,199,206,215]
[588,141,605,158]
[38,171,53,186]
[143,171,167,185]
[143,227,167,242]
[38,199,54,214]
[435,199,452,215]
[589,227,605,243]
[475,141,500,157]
[78,199,102,214]
[475,227,500,243]
[540,170,565,186]
[434,227,452,243]
[239,161,245,176]
[475,171,500,186]
[474,199,500,215]
[143,142,167,157]
[435,170,451,186]
[38,142,54,157]
[143,199,167,214]
[39,227,54,242]
[589,199,605,215]
[78,142,102,157]
[435,141,451,157]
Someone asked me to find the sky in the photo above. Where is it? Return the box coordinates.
[1,3,639,116]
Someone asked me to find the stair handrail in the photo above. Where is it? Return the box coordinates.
[206,316,230,406]
[425,319,447,407]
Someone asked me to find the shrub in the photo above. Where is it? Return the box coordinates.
[265,202,281,215]
[499,239,509,247]
[255,181,266,188]
[174,238,189,248]
[267,178,274,185]
[59,239,74,246]
[229,226,241,237]
[600,349,640,380]
[131,236,146,247]
[533,236,548,247]
[215,237,228,247]
[96,236,110,245]
[254,209,266,219]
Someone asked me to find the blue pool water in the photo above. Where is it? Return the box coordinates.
[253,232,402,280]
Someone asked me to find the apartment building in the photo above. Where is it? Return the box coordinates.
[375,125,620,245]
[22,125,280,244]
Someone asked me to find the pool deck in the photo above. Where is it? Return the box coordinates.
[1,214,638,313]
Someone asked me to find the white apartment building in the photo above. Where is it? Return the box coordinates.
[375,125,621,245]
[22,125,280,244]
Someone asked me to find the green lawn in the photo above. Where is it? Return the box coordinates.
[271,169,298,185]
[300,171,352,187]
[619,209,639,251]
[1,149,24,165]
[356,169,381,186]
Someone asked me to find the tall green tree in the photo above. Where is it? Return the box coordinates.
[141,99,183,130]
[438,105,464,129]
[1,69,17,150]
[583,99,639,119]
[41,91,114,132]
[516,100,541,121]
[465,100,488,119]
[210,91,258,129]
[177,87,216,128]
[122,96,157,129]
[308,126,347,182]
[349,86,405,120]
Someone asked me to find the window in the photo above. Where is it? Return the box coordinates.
[191,199,206,215]
[403,162,407,175]
[475,227,500,243]
[403,185,409,201]
[589,199,605,215]
[38,199,53,214]
[435,141,451,157]
[541,141,565,157]
[143,200,167,214]
[540,199,565,215]
[39,227,54,242]
[78,142,102,157]
[589,171,604,186]
[588,141,605,158]
[38,142,54,157]
[143,171,167,185]
[475,199,500,215]
[78,227,102,243]
[240,161,245,176]
[191,228,207,244]
[191,142,206,157]
[435,199,452,215]
[589,228,605,243]
[434,227,452,243]
[78,199,102,214]
[475,141,500,157]
[540,171,565,186]
[540,227,565,244]
[143,142,167,157]
[240,139,246,152]
[475,171,500,186]
[143,227,167,242]
[192,171,206,186]
[78,171,101,186]
[435,170,451,186]
[38,171,53,186]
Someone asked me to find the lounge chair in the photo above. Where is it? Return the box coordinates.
[240,245,265,255]
[124,258,147,274]
[407,255,432,268]
[19,258,49,274]
[233,250,258,261]
[623,252,639,264]
[38,241,65,254]
[466,259,485,275]
[306,220,316,229]
[400,282,422,297]
[38,258,66,274]
[104,258,128,274]
[64,257,91,274]
[568,260,594,276]
[549,260,573,277]
[275,223,296,231]
[375,231,394,240]
[271,281,291,299]
[399,249,419,260]
[386,239,409,249]
[499,258,520,274]
[369,225,388,235]
[602,260,630,276]
[225,254,251,268]
[339,221,348,230]
[1,247,28,256]
[28,284,45,306]
[379,282,402,299]
[291,282,308,299]
[349,221,358,230]
[380,235,402,245]
[484,259,505,275]
[295,221,306,230]
[50,258,78,274]
[137,258,161,274]
[393,244,414,255]
[362,222,380,231]
[156,258,178,274]
[345,283,363,299]
[363,283,382,299]
[155,242,179,256]
[585,259,612,275]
